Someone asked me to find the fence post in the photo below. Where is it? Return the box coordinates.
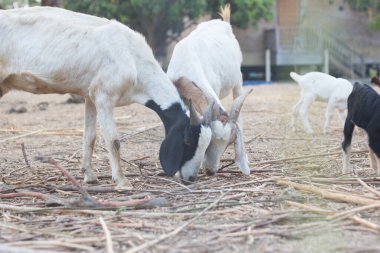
[265,49,271,82]
[360,55,365,79]
[323,49,329,74]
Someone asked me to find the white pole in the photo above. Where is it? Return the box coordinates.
[324,49,329,74]
[265,49,271,82]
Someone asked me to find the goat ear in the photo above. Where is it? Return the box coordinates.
[159,130,184,176]
[234,123,250,175]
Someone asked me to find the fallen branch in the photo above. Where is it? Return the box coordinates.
[125,192,227,253]
[0,245,58,253]
[0,129,44,144]
[0,192,67,206]
[119,123,162,140]
[285,200,333,215]
[277,179,380,205]
[253,149,368,166]
[42,158,168,209]
[0,203,45,212]
[99,217,114,253]
[310,177,380,185]
[356,177,380,198]
[328,203,380,220]
[286,201,380,232]
[20,143,31,169]
[49,160,94,201]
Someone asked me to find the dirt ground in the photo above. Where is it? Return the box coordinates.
[0,84,379,253]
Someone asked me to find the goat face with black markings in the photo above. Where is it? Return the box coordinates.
[342,82,380,175]
[145,99,212,184]
[174,77,251,177]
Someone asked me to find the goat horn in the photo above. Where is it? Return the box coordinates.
[229,89,253,123]
[174,77,213,115]
[189,99,202,126]
[203,101,220,125]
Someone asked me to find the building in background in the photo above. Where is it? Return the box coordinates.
[3,0,380,82]
[237,0,380,82]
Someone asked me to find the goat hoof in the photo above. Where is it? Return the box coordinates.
[84,173,99,184]
[115,178,133,190]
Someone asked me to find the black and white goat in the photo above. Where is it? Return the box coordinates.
[290,71,352,134]
[0,7,214,188]
[167,4,251,177]
[342,82,380,175]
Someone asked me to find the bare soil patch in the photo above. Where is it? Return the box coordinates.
[0,84,379,253]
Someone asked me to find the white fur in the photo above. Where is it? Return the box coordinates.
[167,14,250,176]
[180,125,212,182]
[290,71,353,134]
[0,7,192,188]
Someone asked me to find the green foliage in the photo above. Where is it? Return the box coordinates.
[0,0,39,8]
[345,0,379,12]
[207,0,274,29]
[345,0,380,30]
[64,0,274,56]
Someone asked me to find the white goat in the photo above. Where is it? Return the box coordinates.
[167,4,251,177]
[290,71,353,134]
[0,7,214,188]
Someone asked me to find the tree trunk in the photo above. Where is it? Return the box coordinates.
[41,0,64,7]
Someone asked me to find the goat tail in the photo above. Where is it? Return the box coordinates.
[219,4,231,23]
[289,72,302,83]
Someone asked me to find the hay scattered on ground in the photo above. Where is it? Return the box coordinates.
[0,84,379,253]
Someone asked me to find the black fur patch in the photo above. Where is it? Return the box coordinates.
[113,140,120,151]
[145,100,201,176]
[343,82,380,154]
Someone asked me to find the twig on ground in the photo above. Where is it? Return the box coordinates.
[277,179,380,205]
[253,149,368,166]
[285,201,380,232]
[356,177,380,198]
[119,123,162,140]
[99,217,114,253]
[328,203,380,220]
[37,158,168,209]
[0,245,58,253]
[124,191,228,253]
[0,129,45,144]
[20,143,31,169]
[48,159,99,208]
[245,134,262,144]
[0,192,67,206]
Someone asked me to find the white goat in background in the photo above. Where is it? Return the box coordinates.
[290,71,353,134]
[167,4,251,177]
[0,7,215,188]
